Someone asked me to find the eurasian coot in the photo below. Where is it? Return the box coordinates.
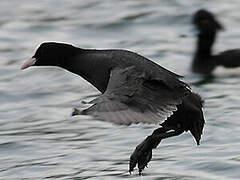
[192,9,240,74]
[22,42,205,174]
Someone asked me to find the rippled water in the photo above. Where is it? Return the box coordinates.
[1,0,240,179]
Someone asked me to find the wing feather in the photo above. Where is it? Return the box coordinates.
[82,66,190,125]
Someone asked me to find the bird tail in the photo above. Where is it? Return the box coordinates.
[189,118,205,145]
[189,94,205,145]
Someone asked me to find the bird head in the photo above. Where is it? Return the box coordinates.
[21,42,76,70]
[192,9,224,34]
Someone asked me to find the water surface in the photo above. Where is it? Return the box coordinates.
[1,0,240,179]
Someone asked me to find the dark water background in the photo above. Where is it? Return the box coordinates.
[1,0,240,179]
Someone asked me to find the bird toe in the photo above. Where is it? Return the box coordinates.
[129,146,152,174]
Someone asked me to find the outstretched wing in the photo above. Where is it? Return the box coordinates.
[215,49,240,68]
[82,66,190,125]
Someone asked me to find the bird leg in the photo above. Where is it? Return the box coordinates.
[129,126,184,174]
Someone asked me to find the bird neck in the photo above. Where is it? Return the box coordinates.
[62,48,112,93]
[195,31,217,59]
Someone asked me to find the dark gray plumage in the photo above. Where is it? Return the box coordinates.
[129,93,204,174]
[82,66,189,125]
[22,42,205,174]
[22,42,190,125]
[192,9,240,74]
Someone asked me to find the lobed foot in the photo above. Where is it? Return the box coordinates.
[129,147,152,174]
[129,136,156,174]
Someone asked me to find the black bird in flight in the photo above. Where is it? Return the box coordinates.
[22,42,205,174]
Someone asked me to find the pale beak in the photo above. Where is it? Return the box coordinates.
[21,58,36,70]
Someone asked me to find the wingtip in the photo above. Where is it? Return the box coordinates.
[72,108,82,116]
